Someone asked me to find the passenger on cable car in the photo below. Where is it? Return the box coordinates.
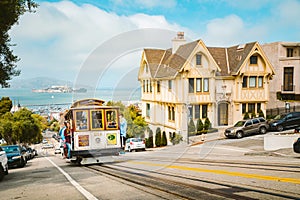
[63,121,72,159]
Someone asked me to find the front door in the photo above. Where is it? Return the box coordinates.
[218,103,228,126]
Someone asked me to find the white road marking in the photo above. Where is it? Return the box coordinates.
[45,157,98,200]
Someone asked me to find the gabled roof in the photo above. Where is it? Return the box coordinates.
[141,40,263,79]
[207,42,257,76]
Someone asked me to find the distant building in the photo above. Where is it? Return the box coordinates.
[138,32,275,143]
[261,42,300,114]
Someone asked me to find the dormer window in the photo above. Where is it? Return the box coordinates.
[250,56,257,64]
[196,54,202,65]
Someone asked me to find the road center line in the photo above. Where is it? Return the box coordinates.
[45,157,98,200]
[130,161,300,184]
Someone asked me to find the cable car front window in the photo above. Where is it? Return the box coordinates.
[106,109,118,129]
[75,110,88,130]
[91,110,103,130]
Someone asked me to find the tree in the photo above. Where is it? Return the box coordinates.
[0,108,42,144]
[0,0,37,87]
[0,97,12,116]
[145,128,153,148]
[196,118,203,135]
[155,127,161,147]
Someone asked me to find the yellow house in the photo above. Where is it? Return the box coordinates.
[138,33,275,143]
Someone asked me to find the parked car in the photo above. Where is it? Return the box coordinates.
[224,117,269,139]
[293,137,300,153]
[268,112,300,131]
[2,145,27,168]
[124,138,146,152]
[0,146,8,181]
[42,143,54,149]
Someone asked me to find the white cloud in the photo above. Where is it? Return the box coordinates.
[112,0,177,9]
[202,15,266,46]
[10,1,185,84]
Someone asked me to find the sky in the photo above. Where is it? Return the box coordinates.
[9,0,300,90]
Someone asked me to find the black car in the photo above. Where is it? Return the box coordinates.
[2,145,27,168]
[268,112,300,131]
[293,137,300,153]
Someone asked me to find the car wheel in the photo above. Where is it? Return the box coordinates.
[277,125,284,132]
[259,127,267,134]
[18,158,26,168]
[0,166,5,181]
[128,146,131,152]
[5,166,8,175]
[236,131,243,139]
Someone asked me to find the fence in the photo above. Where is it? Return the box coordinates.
[266,105,300,117]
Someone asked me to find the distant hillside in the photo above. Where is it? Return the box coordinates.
[10,77,74,89]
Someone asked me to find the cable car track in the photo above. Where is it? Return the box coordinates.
[86,164,300,200]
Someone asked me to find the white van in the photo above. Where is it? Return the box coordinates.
[0,146,8,181]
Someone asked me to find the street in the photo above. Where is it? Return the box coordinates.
[1,131,300,200]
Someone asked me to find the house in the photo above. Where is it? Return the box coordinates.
[261,42,300,115]
[138,32,275,143]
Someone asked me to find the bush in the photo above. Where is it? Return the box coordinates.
[243,112,250,119]
[203,118,211,134]
[196,119,203,135]
[146,129,154,148]
[258,109,265,118]
[155,127,161,147]
[161,131,167,146]
[188,119,195,136]
[170,132,182,145]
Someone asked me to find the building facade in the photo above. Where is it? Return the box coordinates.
[261,42,300,115]
[138,33,275,143]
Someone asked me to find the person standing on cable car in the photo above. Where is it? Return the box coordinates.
[64,121,71,159]
[120,113,127,148]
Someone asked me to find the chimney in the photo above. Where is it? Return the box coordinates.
[172,32,186,53]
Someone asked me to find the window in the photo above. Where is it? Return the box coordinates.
[168,106,175,121]
[250,56,258,64]
[196,78,202,92]
[283,67,294,91]
[168,80,172,90]
[146,80,149,92]
[258,76,263,88]
[143,80,146,93]
[248,103,255,114]
[242,76,248,88]
[202,104,208,118]
[91,110,103,130]
[157,81,160,93]
[287,48,293,57]
[196,54,202,65]
[75,110,88,130]
[249,76,256,88]
[106,110,118,129]
[252,119,259,124]
[188,78,194,93]
[203,78,209,92]
[146,103,150,118]
[242,103,246,114]
[150,81,152,93]
[257,103,261,113]
[188,106,193,119]
[195,105,200,119]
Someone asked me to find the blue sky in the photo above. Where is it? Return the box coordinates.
[9,0,300,89]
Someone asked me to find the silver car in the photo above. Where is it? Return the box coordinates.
[224,117,269,139]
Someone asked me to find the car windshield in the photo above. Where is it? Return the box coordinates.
[2,146,19,153]
[132,138,143,142]
[234,121,245,127]
[274,114,286,120]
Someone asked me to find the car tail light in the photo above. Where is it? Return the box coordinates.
[142,140,145,144]
[130,142,133,145]
[295,129,299,133]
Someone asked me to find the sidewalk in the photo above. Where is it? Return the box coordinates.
[188,127,227,146]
